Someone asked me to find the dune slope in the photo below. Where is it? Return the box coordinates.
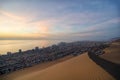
[101,42,120,64]
[6,53,115,80]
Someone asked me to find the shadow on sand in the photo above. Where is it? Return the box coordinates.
[88,52,120,80]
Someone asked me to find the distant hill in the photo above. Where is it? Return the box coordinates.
[110,37,120,42]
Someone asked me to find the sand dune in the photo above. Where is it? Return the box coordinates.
[4,53,115,80]
[2,55,73,80]
[101,42,120,64]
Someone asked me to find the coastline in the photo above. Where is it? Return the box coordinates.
[1,40,120,80]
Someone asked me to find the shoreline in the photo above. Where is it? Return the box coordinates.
[0,41,108,75]
[1,40,120,80]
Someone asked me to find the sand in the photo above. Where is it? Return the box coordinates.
[1,55,73,80]
[3,53,115,80]
[101,42,120,64]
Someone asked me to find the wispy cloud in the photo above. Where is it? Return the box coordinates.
[0,0,119,40]
[0,10,27,22]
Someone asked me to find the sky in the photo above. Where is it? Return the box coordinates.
[0,0,120,41]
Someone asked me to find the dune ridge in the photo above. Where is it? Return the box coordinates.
[101,42,120,64]
[5,53,115,80]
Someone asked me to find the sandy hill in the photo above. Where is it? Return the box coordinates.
[3,53,115,80]
[101,41,120,64]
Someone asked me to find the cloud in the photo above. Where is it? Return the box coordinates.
[86,17,120,31]
[0,10,27,22]
[43,17,120,40]
[28,11,107,33]
[0,0,119,40]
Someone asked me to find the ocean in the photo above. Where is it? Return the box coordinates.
[0,40,73,55]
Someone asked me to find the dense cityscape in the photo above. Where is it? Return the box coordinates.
[0,41,109,75]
